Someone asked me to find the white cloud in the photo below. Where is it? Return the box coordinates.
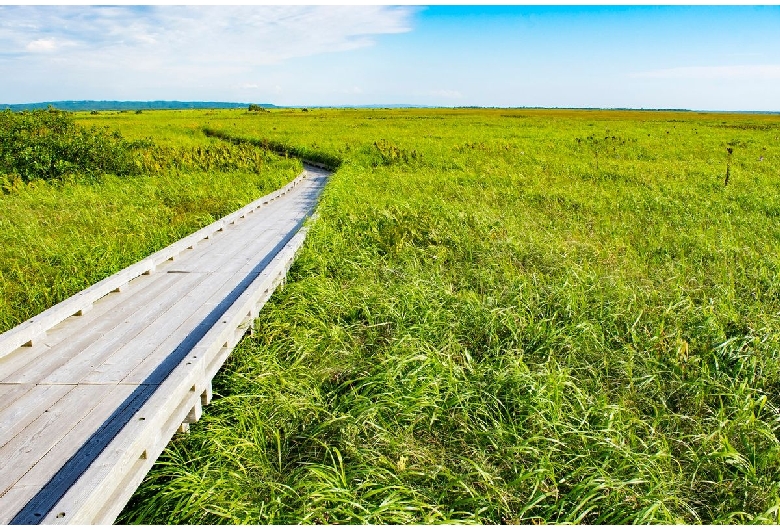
[632,64,780,80]
[1,6,414,64]
[26,38,58,52]
[0,5,417,103]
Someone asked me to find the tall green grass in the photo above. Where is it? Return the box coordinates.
[0,108,139,187]
[116,109,780,523]
[0,109,301,332]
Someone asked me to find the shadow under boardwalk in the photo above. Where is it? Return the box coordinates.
[0,165,330,524]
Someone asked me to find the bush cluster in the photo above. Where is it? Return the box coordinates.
[0,107,138,183]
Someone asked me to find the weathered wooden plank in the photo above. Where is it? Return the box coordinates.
[0,167,329,524]
[0,385,110,509]
[84,272,238,385]
[41,213,321,523]
[5,272,199,385]
[196,231,311,383]
[0,384,136,524]
[113,234,287,385]
[0,382,33,402]
[160,226,284,275]
[34,276,209,386]
[42,361,209,524]
[183,232,286,279]
[0,271,183,383]
[0,384,72,449]
[0,485,41,524]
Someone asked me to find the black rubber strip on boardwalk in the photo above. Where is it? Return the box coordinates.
[11,181,322,525]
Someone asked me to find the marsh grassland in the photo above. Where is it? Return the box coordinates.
[0,108,300,332]
[3,108,780,523]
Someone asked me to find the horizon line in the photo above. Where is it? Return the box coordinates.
[2,100,780,115]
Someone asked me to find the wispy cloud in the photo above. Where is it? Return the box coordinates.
[0,5,416,102]
[632,64,780,80]
[1,6,415,61]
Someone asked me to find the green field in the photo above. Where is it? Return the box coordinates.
[3,107,780,523]
[0,108,300,332]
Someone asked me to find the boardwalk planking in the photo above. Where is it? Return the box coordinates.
[0,165,330,524]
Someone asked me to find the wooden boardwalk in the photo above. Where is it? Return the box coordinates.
[0,165,330,524]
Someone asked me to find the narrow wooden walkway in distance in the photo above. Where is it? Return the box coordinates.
[0,165,330,524]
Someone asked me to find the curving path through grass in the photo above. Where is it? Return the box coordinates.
[0,164,330,524]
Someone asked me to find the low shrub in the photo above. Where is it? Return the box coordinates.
[0,107,138,182]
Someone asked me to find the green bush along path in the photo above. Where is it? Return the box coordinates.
[4,108,780,523]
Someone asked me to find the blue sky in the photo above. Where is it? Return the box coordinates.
[1,5,779,110]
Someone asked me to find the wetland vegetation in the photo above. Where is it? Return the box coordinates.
[2,107,779,523]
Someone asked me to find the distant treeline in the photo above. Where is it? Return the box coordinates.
[1,101,277,112]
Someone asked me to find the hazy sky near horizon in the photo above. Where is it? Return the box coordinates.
[1,5,779,111]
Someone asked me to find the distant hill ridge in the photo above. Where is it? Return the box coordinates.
[8,102,771,113]
[1,101,276,112]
